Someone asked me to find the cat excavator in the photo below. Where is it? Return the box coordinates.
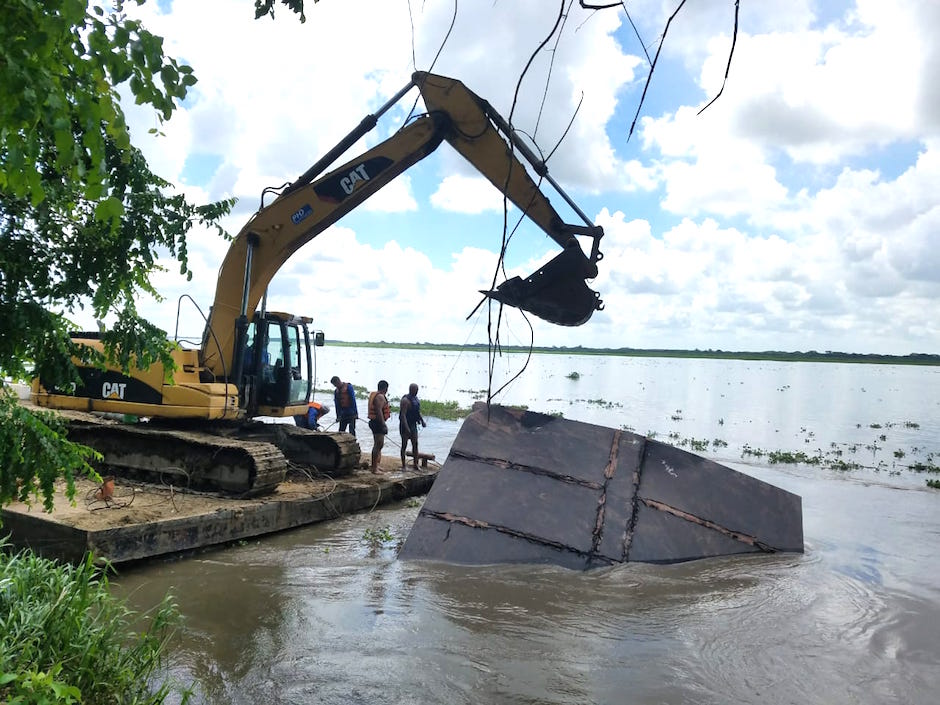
[31,72,605,496]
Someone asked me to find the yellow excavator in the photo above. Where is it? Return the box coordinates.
[31,72,605,495]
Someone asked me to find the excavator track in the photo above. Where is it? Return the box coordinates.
[144,419,362,477]
[61,411,362,497]
[66,417,287,497]
[215,421,362,477]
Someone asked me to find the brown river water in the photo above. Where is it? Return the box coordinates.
[110,350,940,704]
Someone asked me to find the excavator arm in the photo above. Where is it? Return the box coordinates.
[201,72,605,379]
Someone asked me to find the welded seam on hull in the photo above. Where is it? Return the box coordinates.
[420,509,616,567]
[590,430,622,556]
[448,450,604,490]
[620,437,648,562]
[640,498,778,552]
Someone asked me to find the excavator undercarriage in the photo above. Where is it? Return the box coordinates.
[62,411,361,497]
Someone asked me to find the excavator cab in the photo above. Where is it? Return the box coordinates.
[240,312,314,416]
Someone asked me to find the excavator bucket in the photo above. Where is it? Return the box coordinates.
[482,244,603,326]
[399,405,803,569]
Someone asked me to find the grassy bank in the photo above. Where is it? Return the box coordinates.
[0,544,186,704]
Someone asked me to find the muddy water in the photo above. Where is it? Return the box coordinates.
[111,352,940,704]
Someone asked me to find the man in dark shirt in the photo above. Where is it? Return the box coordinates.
[331,375,358,436]
[399,382,426,470]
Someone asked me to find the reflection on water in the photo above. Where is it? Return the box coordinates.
[111,351,940,704]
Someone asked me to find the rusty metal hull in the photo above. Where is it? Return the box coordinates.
[399,405,803,569]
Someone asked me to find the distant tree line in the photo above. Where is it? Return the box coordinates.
[329,341,940,366]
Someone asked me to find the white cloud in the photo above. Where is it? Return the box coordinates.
[362,175,418,213]
[430,175,514,214]
[81,0,940,356]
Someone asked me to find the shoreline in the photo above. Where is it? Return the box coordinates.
[322,341,940,366]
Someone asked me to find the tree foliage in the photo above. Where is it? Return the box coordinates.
[254,0,313,23]
[0,0,233,509]
[0,392,99,512]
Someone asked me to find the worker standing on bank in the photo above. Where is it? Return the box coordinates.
[399,382,426,470]
[368,380,391,473]
[331,375,358,436]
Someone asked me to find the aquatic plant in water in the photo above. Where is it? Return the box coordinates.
[362,526,395,548]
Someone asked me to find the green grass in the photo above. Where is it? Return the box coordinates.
[0,543,187,703]
[415,399,473,421]
[313,387,474,421]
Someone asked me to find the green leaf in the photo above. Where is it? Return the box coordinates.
[93,195,125,224]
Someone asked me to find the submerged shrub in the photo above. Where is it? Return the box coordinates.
[0,542,187,704]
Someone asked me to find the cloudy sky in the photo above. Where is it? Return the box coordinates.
[112,0,939,356]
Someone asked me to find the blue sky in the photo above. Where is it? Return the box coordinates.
[111,0,940,356]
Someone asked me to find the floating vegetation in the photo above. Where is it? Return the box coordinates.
[419,399,472,420]
[362,525,395,548]
[389,399,472,420]
[670,409,683,421]
[743,444,872,472]
[829,459,863,472]
[566,371,581,380]
[584,397,622,409]
[663,435,726,453]
[768,450,821,465]
[742,444,764,458]
[738,425,939,486]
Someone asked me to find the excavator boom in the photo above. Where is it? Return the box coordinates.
[200,72,604,379]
